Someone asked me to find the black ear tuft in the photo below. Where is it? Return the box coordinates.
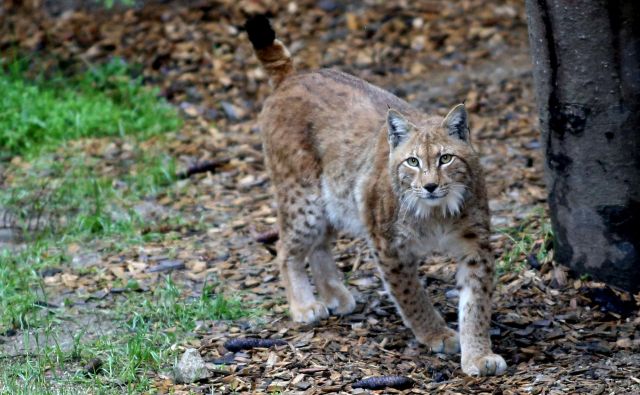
[245,15,276,50]
[442,104,469,141]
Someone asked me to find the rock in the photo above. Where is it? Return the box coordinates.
[174,348,209,384]
[616,338,632,349]
[220,101,245,121]
[317,0,340,12]
[71,252,101,268]
[295,380,312,390]
[179,101,202,118]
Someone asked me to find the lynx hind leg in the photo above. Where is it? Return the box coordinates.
[277,187,330,324]
[308,236,356,316]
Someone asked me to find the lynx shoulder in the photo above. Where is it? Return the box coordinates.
[245,15,507,377]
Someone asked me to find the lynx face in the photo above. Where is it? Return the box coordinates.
[388,106,474,218]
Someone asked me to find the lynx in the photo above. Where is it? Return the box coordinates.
[245,16,507,376]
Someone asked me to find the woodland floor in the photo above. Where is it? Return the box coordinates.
[1,0,639,394]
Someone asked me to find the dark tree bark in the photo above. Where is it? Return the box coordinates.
[526,1,640,291]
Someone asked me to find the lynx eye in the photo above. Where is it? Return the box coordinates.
[406,157,420,167]
[439,154,453,165]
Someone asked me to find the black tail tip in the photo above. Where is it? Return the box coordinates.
[245,15,276,50]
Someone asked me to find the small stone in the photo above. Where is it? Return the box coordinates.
[243,278,261,288]
[71,252,101,268]
[179,101,201,118]
[616,338,632,348]
[174,348,209,384]
[220,101,245,121]
[295,380,312,390]
[317,0,339,12]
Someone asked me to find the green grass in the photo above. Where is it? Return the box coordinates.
[0,145,184,357]
[0,242,61,332]
[0,277,256,394]
[0,58,183,334]
[496,208,553,275]
[0,148,177,241]
[0,57,181,157]
[97,0,135,8]
[0,57,246,394]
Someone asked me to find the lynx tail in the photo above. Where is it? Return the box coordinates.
[245,15,295,88]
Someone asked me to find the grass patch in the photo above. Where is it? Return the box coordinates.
[0,54,185,348]
[496,209,553,275]
[1,278,256,394]
[0,135,180,337]
[0,242,63,332]
[97,0,135,8]
[0,147,177,242]
[0,151,176,336]
[0,57,181,157]
[76,278,254,392]
[0,53,244,395]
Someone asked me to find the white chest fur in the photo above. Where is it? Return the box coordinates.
[398,221,460,258]
[321,176,368,237]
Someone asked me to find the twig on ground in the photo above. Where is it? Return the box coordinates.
[224,337,287,352]
[352,376,414,390]
[177,158,231,179]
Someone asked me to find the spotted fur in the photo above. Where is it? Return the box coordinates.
[247,17,507,376]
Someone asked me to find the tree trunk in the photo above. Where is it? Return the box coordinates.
[525,0,640,292]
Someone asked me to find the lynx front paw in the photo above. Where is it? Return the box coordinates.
[290,301,329,323]
[321,284,356,316]
[420,328,460,354]
[462,353,507,376]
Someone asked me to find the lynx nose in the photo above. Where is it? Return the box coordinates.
[424,183,438,193]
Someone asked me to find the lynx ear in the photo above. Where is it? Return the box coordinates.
[442,104,469,141]
[387,109,410,149]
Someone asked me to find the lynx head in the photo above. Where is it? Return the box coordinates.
[387,104,476,218]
